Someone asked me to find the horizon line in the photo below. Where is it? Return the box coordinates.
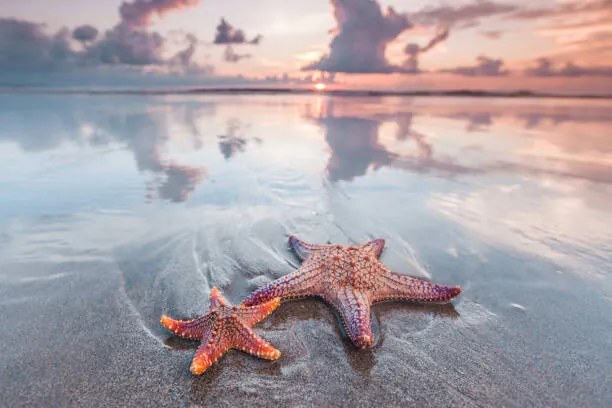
[1,86,611,99]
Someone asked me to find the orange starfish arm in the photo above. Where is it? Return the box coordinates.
[330,288,374,349]
[239,297,281,326]
[209,287,229,309]
[232,323,281,361]
[190,327,232,375]
[373,271,461,303]
[160,314,214,340]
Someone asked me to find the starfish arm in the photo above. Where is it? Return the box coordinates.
[360,238,385,258]
[190,324,232,375]
[239,297,281,326]
[160,313,214,340]
[243,264,323,306]
[373,271,461,303]
[232,323,281,361]
[288,235,332,260]
[209,287,230,309]
[330,288,375,349]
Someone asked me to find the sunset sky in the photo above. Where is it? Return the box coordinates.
[1,0,611,94]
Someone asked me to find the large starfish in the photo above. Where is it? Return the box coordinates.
[243,236,461,349]
[161,288,281,374]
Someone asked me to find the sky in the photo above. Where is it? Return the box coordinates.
[1,0,611,94]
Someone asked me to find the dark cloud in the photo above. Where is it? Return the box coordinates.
[72,25,99,45]
[0,0,207,77]
[403,28,449,73]
[525,58,555,77]
[213,18,261,45]
[443,56,507,76]
[0,18,75,72]
[306,0,517,74]
[399,1,516,73]
[223,45,250,63]
[304,0,412,73]
[525,58,612,77]
[86,1,204,68]
[410,1,517,28]
[170,33,197,66]
[119,0,201,29]
[87,26,165,66]
[401,1,516,74]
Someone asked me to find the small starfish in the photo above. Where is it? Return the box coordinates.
[243,236,461,349]
[161,288,281,375]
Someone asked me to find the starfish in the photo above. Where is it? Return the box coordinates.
[243,236,461,349]
[161,288,281,375]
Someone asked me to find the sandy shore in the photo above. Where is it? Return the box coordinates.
[1,229,610,407]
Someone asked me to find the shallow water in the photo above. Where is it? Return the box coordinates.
[0,93,611,407]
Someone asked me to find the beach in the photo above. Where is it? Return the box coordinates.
[0,92,611,407]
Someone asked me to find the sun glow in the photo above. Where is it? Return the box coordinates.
[314,83,327,91]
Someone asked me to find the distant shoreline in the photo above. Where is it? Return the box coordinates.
[1,86,611,99]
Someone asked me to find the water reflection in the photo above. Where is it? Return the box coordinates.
[217,119,258,160]
[321,116,395,182]
[1,93,611,274]
[0,97,214,202]
[306,97,612,185]
[309,100,480,181]
[111,112,207,202]
[2,94,611,190]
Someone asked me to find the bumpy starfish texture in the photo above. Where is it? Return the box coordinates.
[161,287,281,375]
[244,236,461,349]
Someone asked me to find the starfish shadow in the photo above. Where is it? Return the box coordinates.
[265,296,460,378]
[374,300,460,320]
[163,335,199,351]
[187,347,282,404]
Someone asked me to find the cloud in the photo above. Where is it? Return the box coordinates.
[72,25,99,45]
[119,0,201,29]
[398,1,516,73]
[0,18,76,72]
[305,0,518,74]
[508,0,612,21]
[0,0,207,78]
[169,33,212,73]
[442,56,507,76]
[410,1,517,28]
[525,58,612,77]
[506,0,612,60]
[262,71,336,85]
[223,46,250,63]
[213,18,262,45]
[403,28,449,73]
[85,0,204,68]
[303,0,412,73]
[87,26,166,66]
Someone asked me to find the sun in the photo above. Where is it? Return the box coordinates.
[314,82,327,91]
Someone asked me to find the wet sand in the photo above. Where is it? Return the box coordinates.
[0,93,611,407]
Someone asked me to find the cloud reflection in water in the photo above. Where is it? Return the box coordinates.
[0,93,611,277]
